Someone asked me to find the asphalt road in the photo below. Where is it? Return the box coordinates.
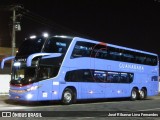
[0,95,160,120]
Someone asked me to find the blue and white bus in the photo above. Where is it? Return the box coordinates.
[1,35,159,104]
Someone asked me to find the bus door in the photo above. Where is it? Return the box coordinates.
[37,67,53,101]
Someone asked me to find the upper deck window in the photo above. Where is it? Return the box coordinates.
[71,41,158,66]
[16,37,45,56]
[71,41,107,58]
[43,37,72,54]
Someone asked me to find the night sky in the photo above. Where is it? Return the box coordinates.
[0,0,160,55]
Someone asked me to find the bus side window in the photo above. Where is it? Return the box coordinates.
[65,71,71,82]
[128,73,134,83]
[151,76,158,81]
[106,75,111,83]
[65,71,78,82]
[112,76,117,83]
[120,76,125,83]
[83,71,94,82]
[93,70,106,82]
[120,73,133,83]
[120,73,128,83]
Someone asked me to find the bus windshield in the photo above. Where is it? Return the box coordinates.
[11,64,60,85]
[42,37,72,53]
[11,62,37,85]
[16,37,46,57]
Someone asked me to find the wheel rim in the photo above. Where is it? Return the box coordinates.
[140,90,145,99]
[64,91,72,103]
[132,90,137,99]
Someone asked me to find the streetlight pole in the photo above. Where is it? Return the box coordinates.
[11,7,16,57]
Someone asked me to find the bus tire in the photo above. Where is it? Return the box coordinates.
[139,88,147,100]
[130,88,138,101]
[62,88,74,105]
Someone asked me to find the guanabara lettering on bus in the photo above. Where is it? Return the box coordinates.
[1,35,159,104]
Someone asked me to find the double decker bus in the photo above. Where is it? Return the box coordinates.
[1,35,159,104]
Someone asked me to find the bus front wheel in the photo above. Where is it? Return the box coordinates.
[62,88,74,105]
[130,88,138,101]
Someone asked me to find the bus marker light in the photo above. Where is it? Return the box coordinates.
[53,82,59,85]
[26,94,33,99]
[43,92,47,97]
[88,91,93,94]
[53,91,57,95]
[117,90,121,94]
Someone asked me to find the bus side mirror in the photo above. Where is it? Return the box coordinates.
[1,56,15,69]
[27,53,62,67]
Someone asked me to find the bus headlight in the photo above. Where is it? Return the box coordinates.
[14,62,21,67]
[26,86,39,91]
